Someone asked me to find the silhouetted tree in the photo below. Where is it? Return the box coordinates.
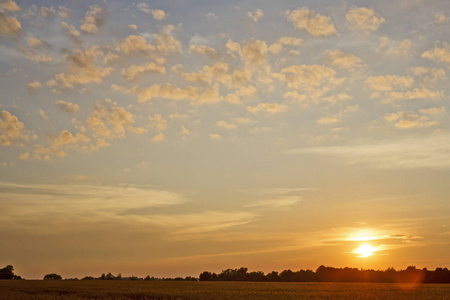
[43,273,62,280]
[0,265,15,279]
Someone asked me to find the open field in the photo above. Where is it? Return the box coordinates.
[1,281,450,300]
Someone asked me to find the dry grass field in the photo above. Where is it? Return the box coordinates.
[1,281,450,300]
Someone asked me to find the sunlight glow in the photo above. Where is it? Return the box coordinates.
[353,244,379,258]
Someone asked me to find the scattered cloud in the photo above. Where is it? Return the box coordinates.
[285,7,337,37]
[346,6,385,32]
[54,100,80,113]
[121,62,165,82]
[247,9,263,22]
[80,5,107,34]
[0,12,22,37]
[1,0,20,12]
[46,46,113,92]
[325,50,366,71]
[26,81,42,94]
[422,42,450,64]
[0,110,29,146]
[137,3,168,20]
[247,102,287,114]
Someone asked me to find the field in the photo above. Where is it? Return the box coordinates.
[1,281,450,299]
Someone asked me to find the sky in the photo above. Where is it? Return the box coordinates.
[1,0,450,279]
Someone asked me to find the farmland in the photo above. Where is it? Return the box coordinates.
[1,281,450,300]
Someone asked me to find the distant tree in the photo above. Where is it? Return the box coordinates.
[199,271,212,281]
[101,273,106,280]
[144,275,151,281]
[106,272,115,280]
[82,276,94,280]
[43,273,62,280]
[0,265,15,279]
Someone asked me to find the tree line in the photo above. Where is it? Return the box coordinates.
[3,264,450,283]
[199,266,450,283]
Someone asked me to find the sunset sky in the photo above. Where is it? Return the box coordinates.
[1,0,450,279]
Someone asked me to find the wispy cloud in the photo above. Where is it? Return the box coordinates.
[286,134,450,169]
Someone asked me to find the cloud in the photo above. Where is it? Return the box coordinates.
[0,12,22,37]
[26,81,42,94]
[148,114,167,130]
[1,0,20,12]
[277,64,345,102]
[61,21,81,40]
[116,35,156,56]
[226,38,268,66]
[384,108,443,129]
[284,7,337,37]
[247,9,263,22]
[137,3,168,20]
[27,37,45,48]
[0,110,29,146]
[209,133,222,139]
[127,24,137,31]
[153,33,182,55]
[0,182,187,230]
[245,196,301,208]
[189,44,220,59]
[365,75,414,92]
[267,37,303,55]
[121,62,165,81]
[50,129,90,151]
[80,5,106,34]
[58,6,70,19]
[148,211,255,235]
[286,134,450,169]
[346,6,385,32]
[247,103,287,114]
[113,83,223,105]
[325,50,366,71]
[46,46,113,92]
[40,6,56,18]
[172,62,231,87]
[376,37,414,56]
[422,42,450,64]
[366,74,443,102]
[87,99,136,139]
[152,132,165,142]
[54,100,80,113]
[217,120,236,129]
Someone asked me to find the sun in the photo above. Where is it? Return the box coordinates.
[353,244,378,258]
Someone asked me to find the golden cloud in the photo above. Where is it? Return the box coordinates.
[80,5,106,34]
[285,7,337,37]
[0,110,29,146]
[54,100,80,113]
[346,6,385,32]
[0,12,22,37]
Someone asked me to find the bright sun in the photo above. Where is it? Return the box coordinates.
[354,244,378,258]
